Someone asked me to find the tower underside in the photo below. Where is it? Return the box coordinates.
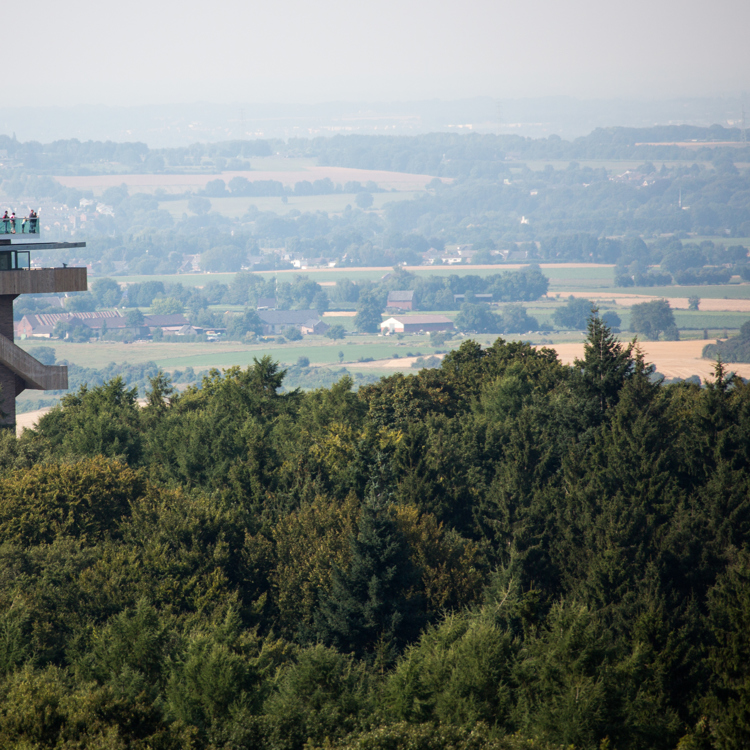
[0,267,87,428]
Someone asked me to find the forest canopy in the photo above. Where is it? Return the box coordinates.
[0,313,748,748]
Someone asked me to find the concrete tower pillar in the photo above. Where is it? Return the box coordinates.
[0,266,87,429]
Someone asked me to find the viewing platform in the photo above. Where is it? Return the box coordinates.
[0,216,40,237]
[0,235,87,428]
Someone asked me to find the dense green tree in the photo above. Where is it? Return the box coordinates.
[264,645,370,750]
[574,310,636,415]
[355,192,374,209]
[455,302,502,333]
[501,304,538,333]
[225,309,263,339]
[0,324,749,748]
[150,296,184,315]
[703,320,750,362]
[0,456,144,546]
[64,292,97,312]
[552,296,595,329]
[35,378,144,464]
[201,245,246,272]
[187,195,211,215]
[314,496,425,663]
[702,550,750,748]
[90,277,123,308]
[125,308,144,326]
[630,299,678,340]
[354,291,384,333]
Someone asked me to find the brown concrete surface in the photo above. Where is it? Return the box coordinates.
[0,268,86,295]
[0,333,68,389]
[0,267,84,427]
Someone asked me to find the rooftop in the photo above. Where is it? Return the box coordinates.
[387,290,415,301]
[383,314,453,324]
[258,309,322,325]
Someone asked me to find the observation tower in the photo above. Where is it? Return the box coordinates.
[0,213,86,429]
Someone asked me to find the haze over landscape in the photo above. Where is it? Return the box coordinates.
[3,0,748,145]
[14,0,750,106]
[2,1,750,749]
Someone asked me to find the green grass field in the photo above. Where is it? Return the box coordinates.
[672,311,750,330]
[545,267,615,288]
[20,335,447,371]
[113,264,617,289]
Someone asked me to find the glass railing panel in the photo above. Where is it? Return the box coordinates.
[20,219,39,235]
[0,251,32,270]
[0,218,40,235]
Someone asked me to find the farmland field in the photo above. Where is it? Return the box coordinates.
[19,261,750,417]
[158,191,422,218]
[556,290,750,311]
[113,263,617,288]
[547,339,750,381]
[19,335,449,371]
[54,158,442,195]
[605,284,750,300]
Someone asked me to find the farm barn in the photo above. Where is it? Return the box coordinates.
[380,315,454,334]
[386,290,415,310]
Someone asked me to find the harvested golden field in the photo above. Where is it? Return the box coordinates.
[353,354,444,370]
[545,339,750,380]
[559,291,750,313]
[16,408,49,436]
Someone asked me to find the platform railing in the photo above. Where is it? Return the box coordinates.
[0,217,39,235]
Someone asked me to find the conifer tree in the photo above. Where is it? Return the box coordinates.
[314,480,425,663]
[575,308,636,417]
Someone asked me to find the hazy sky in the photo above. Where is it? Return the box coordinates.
[13,0,750,106]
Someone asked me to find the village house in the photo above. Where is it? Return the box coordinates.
[257,310,328,336]
[256,297,277,310]
[16,310,124,338]
[380,315,455,334]
[453,293,493,304]
[16,310,190,338]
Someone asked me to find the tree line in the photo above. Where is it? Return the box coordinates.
[3,127,748,177]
